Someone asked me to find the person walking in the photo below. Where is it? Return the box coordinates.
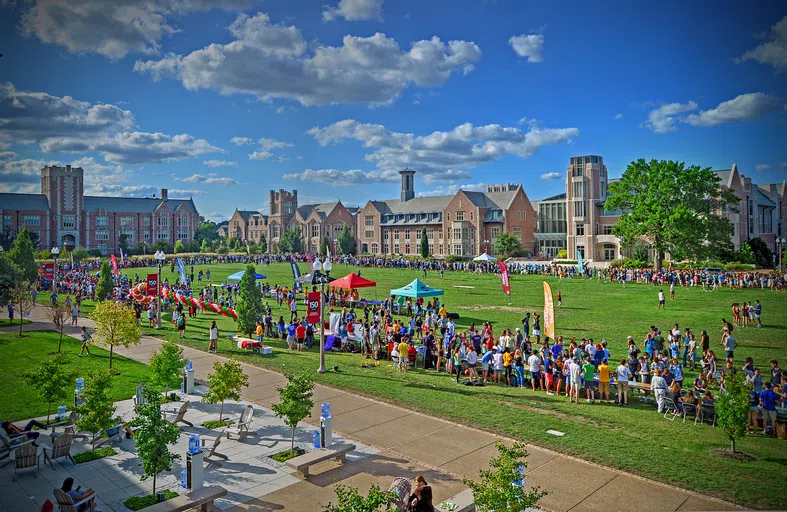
[209,321,218,353]
[616,359,632,406]
[78,326,92,357]
[71,304,79,326]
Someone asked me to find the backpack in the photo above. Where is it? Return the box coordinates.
[177,316,185,326]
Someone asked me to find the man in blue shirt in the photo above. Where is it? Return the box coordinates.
[760,382,779,436]
[481,349,495,383]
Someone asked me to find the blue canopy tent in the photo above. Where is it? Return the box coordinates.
[227,270,267,281]
[389,278,444,298]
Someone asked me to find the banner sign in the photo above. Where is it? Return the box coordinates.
[291,258,303,292]
[146,273,158,296]
[306,291,321,324]
[577,249,584,274]
[498,260,511,296]
[44,263,54,279]
[110,254,119,277]
[176,258,188,284]
[543,281,555,339]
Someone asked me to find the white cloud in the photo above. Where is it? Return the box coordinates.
[643,101,698,133]
[203,159,236,167]
[417,183,485,197]
[230,136,252,145]
[249,151,272,160]
[20,0,254,59]
[508,34,544,63]
[755,162,787,172]
[683,93,784,127]
[615,113,623,120]
[0,151,16,161]
[134,12,481,106]
[323,0,383,22]
[87,184,204,197]
[180,173,237,184]
[204,211,231,223]
[540,172,562,181]
[282,168,399,186]
[258,137,293,150]
[84,132,222,164]
[0,182,39,194]
[736,16,787,72]
[306,119,579,183]
[0,158,59,185]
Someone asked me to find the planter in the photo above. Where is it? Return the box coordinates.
[270,446,305,463]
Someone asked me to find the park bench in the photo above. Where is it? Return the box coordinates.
[144,485,227,512]
[285,443,355,477]
[436,489,475,512]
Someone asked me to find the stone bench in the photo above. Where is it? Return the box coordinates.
[285,443,356,478]
[144,486,227,512]
[436,489,475,512]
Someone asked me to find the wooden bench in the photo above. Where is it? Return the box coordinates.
[285,443,355,477]
[144,485,227,512]
[436,488,475,512]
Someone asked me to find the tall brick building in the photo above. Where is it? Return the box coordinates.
[0,165,200,254]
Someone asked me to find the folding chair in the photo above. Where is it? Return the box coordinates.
[682,402,699,425]
[700,404,716,426]
[662,397,680,421]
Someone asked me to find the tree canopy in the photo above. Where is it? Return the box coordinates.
[605,159,739,269]
[89,301,142,369]
[278,226,303,254]
[8,228,37,282]
[494,233,522,258]
[132,386,181,495]
[0,254,20,306]
[202,359,249,421]
[271,372,314,450]
[95,260,114,301]
[235,264,264,337]
[23,353,76,425]
[420,227,430,258]
[337,225,355,255]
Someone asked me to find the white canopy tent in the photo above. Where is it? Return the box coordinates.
[473,252,497,262]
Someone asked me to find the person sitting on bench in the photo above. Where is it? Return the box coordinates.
[408,475,434,512]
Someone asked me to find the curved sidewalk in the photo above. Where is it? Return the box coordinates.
[0,309,744,512]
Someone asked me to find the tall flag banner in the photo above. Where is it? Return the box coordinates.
[119,247,125,266]
[70,250,74,267]
[307,253,314,265]
[44,263,54,279]
[176,258,188,284]
[306,291,321,324]
[543,281,555,339]
[498,260,511,296]
[577,250,584,274]
[290,257,303,292]
[110,254,119,277]
[146,273,158,296]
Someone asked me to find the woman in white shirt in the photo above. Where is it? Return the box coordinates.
[209,321,219,353]
[615,359,632,406]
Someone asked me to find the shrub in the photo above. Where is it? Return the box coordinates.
[623,259,649,269]
[124,490,179,511]
[557,249,568,259]
[88,249,102,257]
[271,447,303,463]
[202,419,234,429]
[608,257,628,268]
[724,262,755,271]
[445,254,464,263]
[73,446,117,464]
[35,250,52,260]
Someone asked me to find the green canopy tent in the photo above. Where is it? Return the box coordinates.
[389,278,444,298]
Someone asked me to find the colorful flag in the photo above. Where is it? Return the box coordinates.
[119,247,125,266]
[146,273,158,296]
[290,257,303,292]
[110,254,119,277]
[543,281,555,339]
[577,250,584,274]
[498,260,511,296]
[306,291,321,324]
[176,258,188,284]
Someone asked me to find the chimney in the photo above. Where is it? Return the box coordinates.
[161,188,168,202]
[399,168,416,202]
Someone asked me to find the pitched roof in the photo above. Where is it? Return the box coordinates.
[484,189,519,209]
[540,192,566,201]
[0,193,49,211]
[83,196,197,214]
[756,189,777,208]
[235,210,261,221]
[381,195,455,214]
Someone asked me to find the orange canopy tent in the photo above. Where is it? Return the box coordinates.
[329,273,377,290]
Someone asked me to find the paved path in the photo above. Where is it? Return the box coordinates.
[1,308,743,511]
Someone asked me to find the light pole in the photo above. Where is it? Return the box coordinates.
[312,257,332,374]
[777,237,785,274]
[51,246,60,293]
[483,239,490,254]
[154,250,166,329]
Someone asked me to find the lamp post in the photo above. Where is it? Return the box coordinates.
[777,237,785,274]
[154,250,166,329]
[51,246,60,293]
[483,239,490,254]
[312,257,332,374]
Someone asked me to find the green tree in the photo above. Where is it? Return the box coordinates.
[235,264,265,337]
[95,260,114,302]
[10,281,34,337]
[320,237,330,256]
[271,372,314,450]
[48,304,70,352]
[337,224,355,255]
[494,233,522,258]
[131,386,181,496]
[0,254,20,306]
[194,217,220,245]
[8,228,37,282]
[119,234,130,255]
[259,233,267,254]
[420,227,429,259]
[632,243,650,263]
[745,237,772,268]
[605,159,739,270]
[716,372,752,453]
[151,240,172,253]
[89,301,142,369]
[77,369,120,451]
[200,239,211,253]
[71,246,90,263]
[463,441,547,512]
[202,359,249,422]
[23,353,76,426]
[278,226,303,254]
[173,239,185,254]
[321,484,395,512]
[149,341,187,396]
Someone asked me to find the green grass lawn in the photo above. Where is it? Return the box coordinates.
[0,330,170,422]
[50,261,787,508]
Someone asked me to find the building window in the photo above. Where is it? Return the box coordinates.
[573,181,587,198]
[120,216,133,226]
[95,215,108,227]
[517,210,521,221]
[365,216,374,226]
[120,230,134,242]
[177,230,189,239]
[404,229,410,241]
[576,223,585,236]
[383,230,389,240]
[573,200,586,218]
[157,217,169,227]
[97,244,107,255]
[455,211,465,221]
[144,231,151,240]
[62,215,75,228]
[603,244,616,261]
[394,244,400,254]
[311,224,319,238]
[371,242,379,253]
[427,229,434,240]
[491,226,500,240]
[576,245,585,258]
[2,215,11,226]
[429,244,434,254]
[602,225,614,235]
[365,230,374,238]
[446,213,450,222]
[394,229,399,239]
[23,215,40,225]
[95,230,109,240]
[512,227,522,238]
[144,217,151,226]
[272,225,279,238]
[453,244,462,256]
[384,242,389,253]
[158,232,169,240]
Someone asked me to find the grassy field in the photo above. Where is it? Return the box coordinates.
[0,330,172,422]
[49,261,787,508]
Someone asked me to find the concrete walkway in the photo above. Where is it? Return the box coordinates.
[0,308,743,512]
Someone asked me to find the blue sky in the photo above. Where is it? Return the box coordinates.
[1,0,786,221]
